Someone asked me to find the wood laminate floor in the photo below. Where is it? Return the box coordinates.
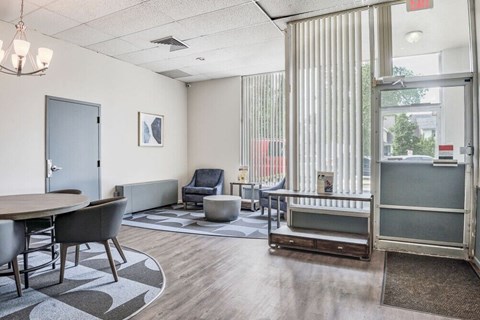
[118,226,453,320]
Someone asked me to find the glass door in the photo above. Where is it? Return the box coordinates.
[373,74,474,259]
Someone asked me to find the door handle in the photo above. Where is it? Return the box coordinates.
[46,159,63,178]
[51,165,63,172]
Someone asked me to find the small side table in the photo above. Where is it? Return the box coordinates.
[230,182,262,211]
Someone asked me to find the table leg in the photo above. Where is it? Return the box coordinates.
[268,196,272,234]
[250,184,254,211]
[230,183,233,195]
[277,195,281,228]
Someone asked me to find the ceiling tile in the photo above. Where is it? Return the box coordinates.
[46,0,146,23]
[185,22,283,53]
[115,46,172,65]
[177,38,284,76]
[87,38,140,56]
[53,24,114,46]
[26,0,58,6]
[146,0,251,20]
[177,2,270,39]
[176,74,211,83]
[120,22,199,50]
[22,8,80,35]
[0,1,38,23]
[140,58,192,73]
[257,0,338,19]
[86,1,174,37]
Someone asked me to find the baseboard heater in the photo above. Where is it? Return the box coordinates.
[114,179,178,214]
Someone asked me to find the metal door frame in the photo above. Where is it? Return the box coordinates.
[45,96,101,198]
[372,73,476,259]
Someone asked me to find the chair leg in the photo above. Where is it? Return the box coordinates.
[23,238,29,289]
[11,257,22,297]
[85,243,91,250]
[59,243,68,284]
[183,202,187,209]
[75,245,80,266]
[51,221,56,270]
[112,237,127,263]
[103,241,119,282]
[261,206,264,215]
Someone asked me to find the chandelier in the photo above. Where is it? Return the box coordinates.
[0,0,53,76]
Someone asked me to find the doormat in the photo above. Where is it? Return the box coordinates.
[382,252,480,319]
[0,241,165,320]
[123,206,284,239]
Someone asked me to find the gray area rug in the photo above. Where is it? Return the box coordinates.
[382,252,480,319]
[123,206,284,239]
[0,240,165,320]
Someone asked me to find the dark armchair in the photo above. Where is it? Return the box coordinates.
[55,197,127,283]
[182,169,224,209]
[259,177,287,215]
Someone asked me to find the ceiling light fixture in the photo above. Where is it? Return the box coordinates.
[405,30,423,44]
[0,0,53,76]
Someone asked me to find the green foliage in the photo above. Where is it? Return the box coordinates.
[414,135,436,157]
[362,64,372,157]
[391,113,435,157]
[362,64,430,157]
[391,114,420,155]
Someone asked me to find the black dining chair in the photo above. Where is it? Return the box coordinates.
[22,189,83,287]
[55,197,128,283]
[0,220,26,297]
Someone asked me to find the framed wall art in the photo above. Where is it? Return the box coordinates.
[138,112,164,147]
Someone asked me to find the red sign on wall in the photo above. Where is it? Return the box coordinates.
[407,0,433,12]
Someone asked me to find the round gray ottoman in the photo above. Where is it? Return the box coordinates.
[203,195,241,222]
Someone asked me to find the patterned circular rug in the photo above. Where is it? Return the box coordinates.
[0,241,165,320]
[123,206,285,239]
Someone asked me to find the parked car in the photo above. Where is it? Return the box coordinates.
[387,155,433,162]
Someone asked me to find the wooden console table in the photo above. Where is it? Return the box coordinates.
[266,189,373,260]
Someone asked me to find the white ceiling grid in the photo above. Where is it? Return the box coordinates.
[0,0,456,82]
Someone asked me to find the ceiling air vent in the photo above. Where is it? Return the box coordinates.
[158,70,191,79]
[151,36,189,52]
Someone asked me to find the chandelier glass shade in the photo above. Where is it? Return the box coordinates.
[0,0,53,76]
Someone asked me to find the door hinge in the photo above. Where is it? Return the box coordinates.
[97,160,101,167]
[97,116,100,124]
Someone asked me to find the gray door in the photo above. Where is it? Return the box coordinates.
[46,96,100,201]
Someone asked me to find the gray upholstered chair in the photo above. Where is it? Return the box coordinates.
[182,169,224,208]
[23,189,83,284]
[0,220,25,297]
[55,197,127,283]
[259,177,287,215]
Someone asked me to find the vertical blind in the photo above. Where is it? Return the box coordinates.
[241,72,285,185]
[288,11,365,205]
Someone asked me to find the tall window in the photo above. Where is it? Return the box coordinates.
[287,9,369,199]
[241,72,285,185]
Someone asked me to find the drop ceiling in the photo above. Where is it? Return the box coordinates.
[0,0,457,82]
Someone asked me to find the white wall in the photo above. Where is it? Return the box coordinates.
[186,77,241,193]
[0,20,188,198]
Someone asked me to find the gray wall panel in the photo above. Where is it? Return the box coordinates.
[290,211,368,234]
[115,180,178,214]
[380,162,465,209]
[380,208,464,243]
